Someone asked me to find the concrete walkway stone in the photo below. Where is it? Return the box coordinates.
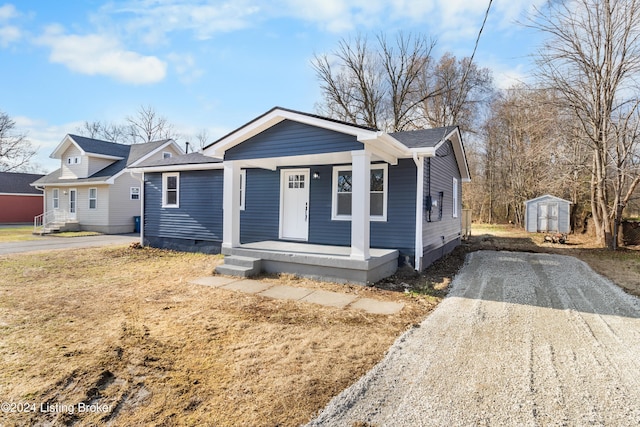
[221,279,272,294]
[301,290,358,308]
[190,276,404,315]
[259,285,314,301]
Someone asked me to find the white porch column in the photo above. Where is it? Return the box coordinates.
[350,150,371,260]
[223,161,241,248]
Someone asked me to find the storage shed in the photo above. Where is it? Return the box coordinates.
[524,195,572,233]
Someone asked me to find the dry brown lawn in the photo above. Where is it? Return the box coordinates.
[0,246,441,426]
[1,226,637,426]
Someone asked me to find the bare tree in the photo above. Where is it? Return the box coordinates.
[194,129,210,151]
[0,111,37,172]
[76,121,129,143]
[126,105,179,144]
[532,0,640,247]
[313,32,438,131]
[77,105,180,145]
[419,53,493,131]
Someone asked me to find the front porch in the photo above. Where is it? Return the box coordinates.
[217,241,399,285]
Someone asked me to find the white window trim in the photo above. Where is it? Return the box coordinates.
[88,188,97,209]
[452,177,459,218]
[331,163,388,222]
[162,172,180,208]
[52,188,60,209]
[130,187,140,200]
[239,170,246,211]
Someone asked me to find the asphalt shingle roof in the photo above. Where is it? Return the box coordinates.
[134,152,222,168]
[389,126,459,149]
[0,172,44,194]
[33,137,175,186]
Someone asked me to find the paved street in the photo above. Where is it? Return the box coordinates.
[0,234,139,255]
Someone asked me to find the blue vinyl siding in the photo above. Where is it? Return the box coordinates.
[144,170,223,243]
[240,168,280,243]
[240,159,416,259]
[225,120,363,160]
[422,141,462,267]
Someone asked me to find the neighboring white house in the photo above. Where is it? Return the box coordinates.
[524,194,572,233]
[32,134,184,234]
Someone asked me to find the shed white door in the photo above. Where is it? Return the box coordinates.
[537,202,558,232]
[280,169,309,241]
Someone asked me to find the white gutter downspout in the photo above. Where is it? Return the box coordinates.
[413,152,424,271]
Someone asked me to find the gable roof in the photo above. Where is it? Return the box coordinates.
[525,194,573,205]
[204,107,470,181]
[0,172,44,195]
[33,136,184,186]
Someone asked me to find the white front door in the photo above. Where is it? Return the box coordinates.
[69,189,77,219]
[280,169,310,241]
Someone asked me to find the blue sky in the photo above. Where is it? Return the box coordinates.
[0,0,545,173]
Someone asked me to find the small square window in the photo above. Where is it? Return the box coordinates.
[130,187,140,200]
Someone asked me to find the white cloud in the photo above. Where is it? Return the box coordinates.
[0,3,21,46]
[0,4,18,21]
[167,52,204,84]
[103,0,260,44]
[0,24,20,46]
[35,25,167,84]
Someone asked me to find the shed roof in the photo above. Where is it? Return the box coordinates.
[524,194,573,205]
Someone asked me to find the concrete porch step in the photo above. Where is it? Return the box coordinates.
[215,255,262,277]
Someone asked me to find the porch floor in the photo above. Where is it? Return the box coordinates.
[221,241,399,285]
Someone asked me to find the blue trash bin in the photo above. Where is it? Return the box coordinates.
[134,216,141,233]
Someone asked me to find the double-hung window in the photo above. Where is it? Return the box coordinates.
[89,188,97,209]
[52,188,59,209]
[332,164,388,221]
[162,173,179,207]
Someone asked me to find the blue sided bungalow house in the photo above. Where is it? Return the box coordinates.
[132,107,470,285]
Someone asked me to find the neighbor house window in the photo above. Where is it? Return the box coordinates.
[130,187,140,200]
[163,152,172,159]
[89,188,97,209]
[52,188,59,209]
[453,177,459,218]
[239,170,246,211]
[162,172,179,207]
[332,164,388,221]
[74,156,80,164]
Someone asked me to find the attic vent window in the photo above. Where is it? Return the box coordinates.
[163,152,172,159]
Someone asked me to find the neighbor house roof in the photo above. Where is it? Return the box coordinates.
[33,136,183,186]
[128,152,223,172]
[0,171,44,195]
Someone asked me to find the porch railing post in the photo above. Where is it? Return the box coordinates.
[350,150,371,260]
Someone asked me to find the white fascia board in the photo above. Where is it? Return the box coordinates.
[446,129,471,182]
[38,181,110,187]
[205,112,286,157]
[0,192,43,197]
[124,163,224,174]
[86,153,125,161]
[433,127,459,151]
[410,147,437,157]
[50,135,81,159]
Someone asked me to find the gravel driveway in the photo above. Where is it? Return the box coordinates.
[308,250,640,426]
